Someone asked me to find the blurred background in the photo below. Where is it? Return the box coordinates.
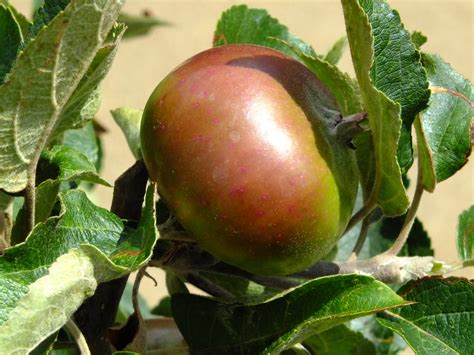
[12,0,474,328]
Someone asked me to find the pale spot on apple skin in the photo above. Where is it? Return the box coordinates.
[212,166,229,183]
[229,131,241,143]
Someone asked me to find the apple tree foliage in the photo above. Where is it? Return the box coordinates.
[0,0,472,354]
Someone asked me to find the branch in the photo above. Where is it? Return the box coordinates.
[74,160,148,354]
[150,237,439,288]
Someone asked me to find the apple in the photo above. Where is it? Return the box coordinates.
[141,44,358,275]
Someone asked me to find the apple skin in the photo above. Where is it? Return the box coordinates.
[141,44,358,275]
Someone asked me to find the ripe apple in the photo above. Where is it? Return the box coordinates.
[141,44,358,275]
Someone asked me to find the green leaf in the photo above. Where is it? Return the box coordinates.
[0,0,124,193]
[55,25,126,137]
[111,107,143,160]
[342,0,409,216]
[213,5,316,60]
[359,0,430,173]
[411,31,427,49]
[109,183,158,269]
[323,36,347,65]
[0,4,22,83]
[118,11,169,39]
[0,186,157,352]
[28,0,69,39]
[63,121,102,171]
[303,324,375,355]
[377,277,474,354]
[171,274,406,354]
[39,145,109,187]
[11,145,110,244]
[458,206,474,261]
[419,53,473,182]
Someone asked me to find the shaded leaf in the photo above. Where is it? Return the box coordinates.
[303,324,375,355]
[342,0,409,216]
[151,296,172,317]
[196,271,279,304]
[110,184,158,269]
[353,131,376,201]
[165,271,189,296]
[118,11,169,39]
[63,121,103,171]
[28,0,69,39]
[419,53,473,182]
[323,36,347,65]
[0,0,124,193]
[171,274,406,354]
[336,212,433,261]
[458,206,474,261]
[0,4,22,82]
[11,145,110,244]
[0,191,13,250]
[111,107,143,160]
[0,186,157,353]
[349,315,407,354]
[377,277,474,354]
[282,40,363,116]
[414,115,436,192]
[213,4,316,61]
[39,145,109,187]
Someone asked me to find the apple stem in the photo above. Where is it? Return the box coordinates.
[381,145,425,257]
[335,112,368,145]
[348,213,373,261]
[344,199,377,235]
